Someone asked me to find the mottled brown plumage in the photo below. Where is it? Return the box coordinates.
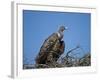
[35,26,66,65]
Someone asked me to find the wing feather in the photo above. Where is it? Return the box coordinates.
[35,33,59,64]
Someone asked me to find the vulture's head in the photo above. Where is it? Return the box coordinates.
[57,26,68,40]
[59,26,68,32]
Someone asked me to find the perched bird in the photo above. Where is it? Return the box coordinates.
[35,26,67,65]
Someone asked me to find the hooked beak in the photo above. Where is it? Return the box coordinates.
[65,27,68,30]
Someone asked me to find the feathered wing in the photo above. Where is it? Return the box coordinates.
[46,40,65,63]
[35,33,59,64]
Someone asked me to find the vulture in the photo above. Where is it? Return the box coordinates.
[35,26,67,65]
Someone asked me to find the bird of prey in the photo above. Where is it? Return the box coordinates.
[35,26,67,65]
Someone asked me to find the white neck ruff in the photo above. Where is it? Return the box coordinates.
[57,32,61,38]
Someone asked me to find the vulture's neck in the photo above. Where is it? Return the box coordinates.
[57,31,63,40]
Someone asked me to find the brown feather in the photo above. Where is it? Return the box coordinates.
[35,32,65,64]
